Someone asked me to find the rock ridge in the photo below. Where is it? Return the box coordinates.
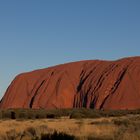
[1,57,140,110]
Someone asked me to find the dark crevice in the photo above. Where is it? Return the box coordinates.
[74,60,132,109]
[75,63,116,108]
[80,70,84,76]
[88,64,125,109]
[83,94,88,107]
[73,95,77,107]
[77,70,93,92]
[38,71,55,108]
[22,71,52,108]
[29,80,45,108]
[51,71,54,76]
[42,72,54,94]
[82,86,92,107]
[89,64,120,105]
[99,67,128,109]
[90,97,97,108]
[111,68,127,93]
[55,76,62,96]
[92,64,116,93]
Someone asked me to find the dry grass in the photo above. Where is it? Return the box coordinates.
[0,117,117,140]
[0,114,140,140]
[0,117,123,140]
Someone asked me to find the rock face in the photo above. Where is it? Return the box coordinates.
[1,57,140,110]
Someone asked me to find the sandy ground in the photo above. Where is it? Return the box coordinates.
[0,117,118,139]
[1,115,140,140]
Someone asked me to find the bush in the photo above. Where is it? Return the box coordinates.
[1,110,13,119]
[26,127,37,137]
[70,112,85,119]
[41,131,75,140]
[70,109,101,119]
[47,114,56,119]
[1,108,140,120]
[113,119,130,127]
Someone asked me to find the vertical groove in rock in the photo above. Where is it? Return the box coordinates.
[99,66,129,109]
[29,80,45,108]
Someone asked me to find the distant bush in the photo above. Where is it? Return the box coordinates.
[113,119,130,127]
[70,112,85,119]
[17,111,27,119]
[41,131,75,140]
[46,114,56,119]
[1,110,13,119]
[70,108,101,119]
[86,136,113,140]
[90,120,109,125]
[0,108,140,120]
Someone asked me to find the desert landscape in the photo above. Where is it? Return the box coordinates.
[0,109,140,140]
[0,1,140,140]
[1,57,140,140]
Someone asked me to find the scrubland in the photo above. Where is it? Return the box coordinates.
[0,109,140,140]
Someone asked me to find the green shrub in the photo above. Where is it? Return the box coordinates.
[1,110,13,119]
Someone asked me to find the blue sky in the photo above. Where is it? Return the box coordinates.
[0,0,140,98]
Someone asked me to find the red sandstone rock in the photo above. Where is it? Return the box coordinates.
[1,57,140,110]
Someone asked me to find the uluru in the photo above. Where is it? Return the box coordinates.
[1,56,140,110]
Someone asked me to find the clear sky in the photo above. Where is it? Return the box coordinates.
[0,0,140,98]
